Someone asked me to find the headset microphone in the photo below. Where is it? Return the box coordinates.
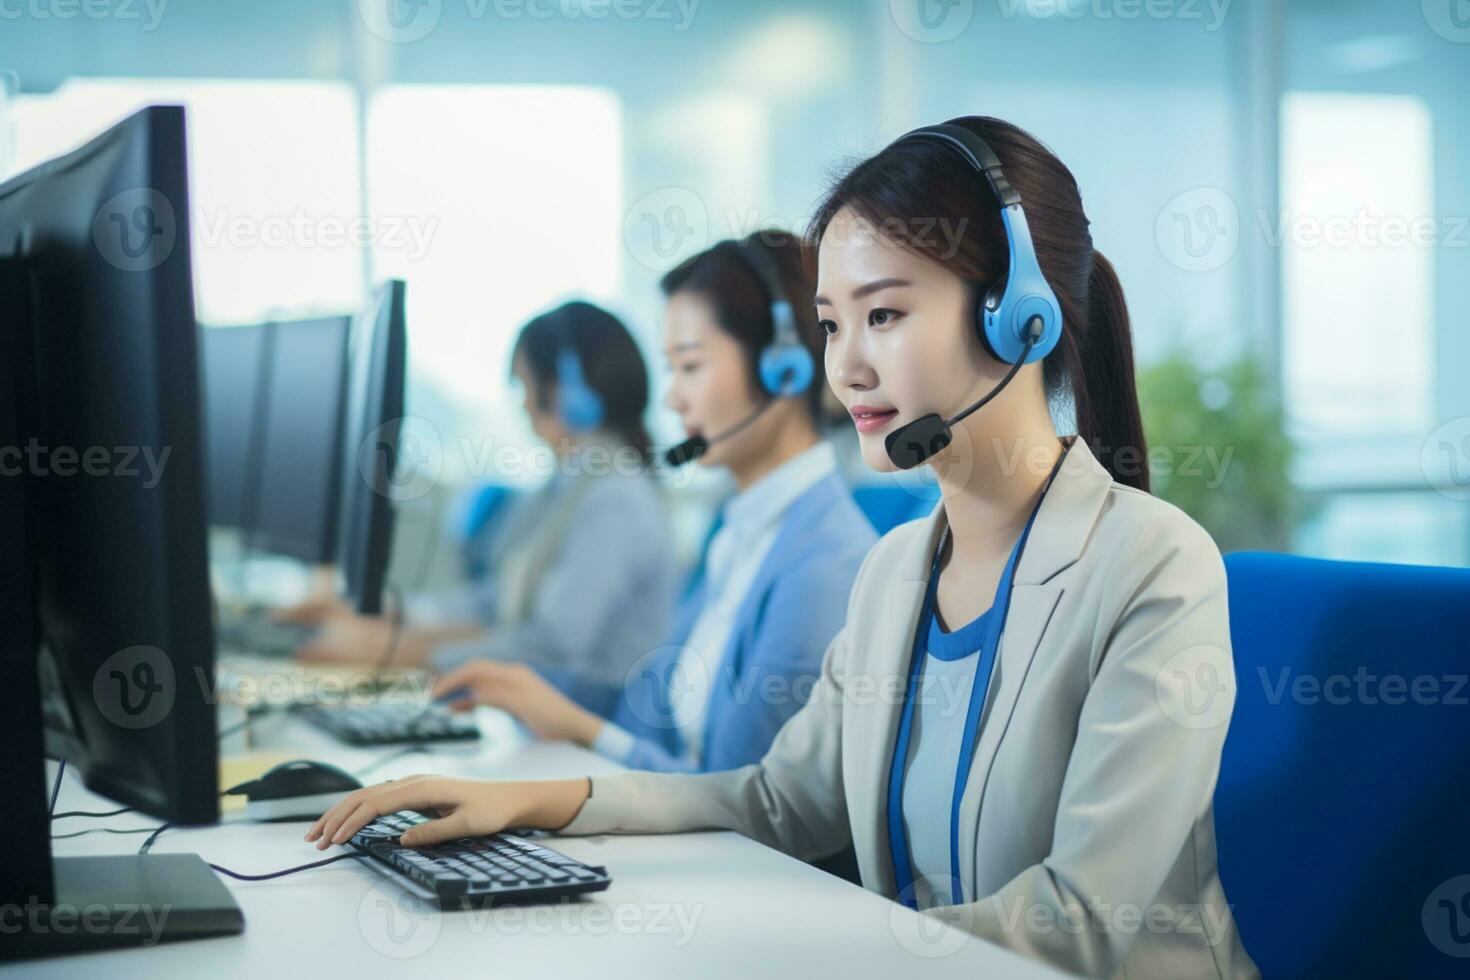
[662,434,708,467]
[661,391,779,468]
[884,321,1040,470]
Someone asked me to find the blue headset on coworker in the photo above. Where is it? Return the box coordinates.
[296,300,678,705]
[553,335,607,433]
[429,229,876,776]
[660,234,816,466]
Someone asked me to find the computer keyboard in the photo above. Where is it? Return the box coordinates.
[215,606,317,658]
[299,702,483,745]
[349,811,611,909]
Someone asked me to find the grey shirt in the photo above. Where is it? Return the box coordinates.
[423,468,676,690]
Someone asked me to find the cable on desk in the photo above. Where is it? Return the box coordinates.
[47,758,67,818]
[52,806,135,820]
[207,852,372,882]
[52,826,161,841]
[138,822,174,854]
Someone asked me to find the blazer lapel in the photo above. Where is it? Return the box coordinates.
[954,436,1115,896]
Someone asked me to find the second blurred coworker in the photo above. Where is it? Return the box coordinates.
[297,301,676,697]
[434,231,878,772]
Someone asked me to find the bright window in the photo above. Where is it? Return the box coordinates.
[1281,92,1435,450]
[365,84,623,481]
[10,78,363,324]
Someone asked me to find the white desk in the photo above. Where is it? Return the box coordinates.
[15,708,1065,979]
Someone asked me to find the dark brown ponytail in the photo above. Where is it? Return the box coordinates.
[807,115,1150,490]
[1075,249,1148,491]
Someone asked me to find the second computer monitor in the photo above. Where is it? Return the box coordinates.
[337,279,406,615]
[202,315,351,564]
[252,315,353,563]
[201,321,270,531]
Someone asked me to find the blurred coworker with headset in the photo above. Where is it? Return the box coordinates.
[429,230,877,773]
[296,301,677,700]
[310,118,1258,980]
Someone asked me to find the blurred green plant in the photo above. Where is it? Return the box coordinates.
[1137,348,1303,552]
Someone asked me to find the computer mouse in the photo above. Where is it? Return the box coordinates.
[226,759,364,823]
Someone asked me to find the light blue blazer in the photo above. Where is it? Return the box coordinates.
[606,472,875,773]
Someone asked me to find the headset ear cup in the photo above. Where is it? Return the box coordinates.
[759,343,814,398]
[555,349,606,431]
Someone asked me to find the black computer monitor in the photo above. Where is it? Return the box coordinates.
[200,321,271,530]
[246,315,353,563]
[0,105,242,959]
[337,280,407,615]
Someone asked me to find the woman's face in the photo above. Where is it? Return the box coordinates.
[661,289,765,470]
[816,206,1008,473]
[512,353,569,448]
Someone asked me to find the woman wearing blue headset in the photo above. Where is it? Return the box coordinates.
[426,229,876,773]
[309,119,1258,979]
[296,302,677,704]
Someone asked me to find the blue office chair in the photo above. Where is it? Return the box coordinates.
[851,483,939,536]
[452,482,517,579]
[1217,552,1470,979]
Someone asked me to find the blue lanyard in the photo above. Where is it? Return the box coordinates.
[884,444,1070,909]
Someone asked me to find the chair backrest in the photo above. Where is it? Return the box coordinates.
[453,482,516,577]
[851,483,938,536]
[1218,551,1470,978]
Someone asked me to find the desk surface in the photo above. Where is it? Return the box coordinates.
[17,707,1064,979]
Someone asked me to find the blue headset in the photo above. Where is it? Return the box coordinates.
[732,236,815,398]
[894,122,1063,365]
[552,323,606,432]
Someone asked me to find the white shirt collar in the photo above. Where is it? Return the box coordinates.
[721,440,838,537]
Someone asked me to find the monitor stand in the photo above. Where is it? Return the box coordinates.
[0,257,243,962]
[6,855,245,960]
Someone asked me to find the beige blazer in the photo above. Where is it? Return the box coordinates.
[563,436,1260,980]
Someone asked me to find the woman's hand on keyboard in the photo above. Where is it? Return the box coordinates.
[432,661,603,746]
[304,776,592,849]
